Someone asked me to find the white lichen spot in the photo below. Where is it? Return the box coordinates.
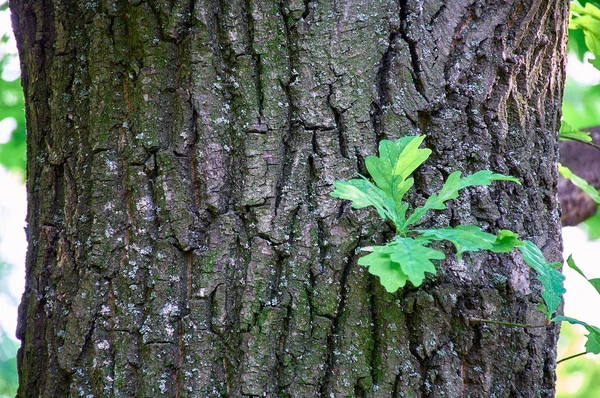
[97,340,110,350]
[105,159,118,173]
[136,196,154,220]
[105,225,115,238]
[214,117,230,125]
[161,302,179,316]
[159,378,168,394]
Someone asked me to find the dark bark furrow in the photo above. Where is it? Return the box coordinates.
[371,31,398,142]
[398,0,427,99]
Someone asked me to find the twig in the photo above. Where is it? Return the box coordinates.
[564,137,600,152]
[557,351,589,364]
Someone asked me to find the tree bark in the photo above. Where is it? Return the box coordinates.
[11,0,568,396]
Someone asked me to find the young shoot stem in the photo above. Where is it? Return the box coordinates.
[557,351,590,364]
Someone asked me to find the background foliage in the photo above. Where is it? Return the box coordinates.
[0,1,22,396]
[0,2,24,178]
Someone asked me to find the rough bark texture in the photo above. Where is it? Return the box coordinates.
[11,0,568,397]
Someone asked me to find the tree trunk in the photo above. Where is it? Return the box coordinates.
[11,0,568,396]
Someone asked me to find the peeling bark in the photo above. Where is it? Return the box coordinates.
[11,0,568,397]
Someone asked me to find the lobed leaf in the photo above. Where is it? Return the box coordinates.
[417,226,524,260]
[417,225,496,257]
[365,135,431,226]
[358,249,409,293]
[331,176,397,223]
[518,240,566,317]
[358,237,444,292]
[554,316,600,355]
[406,170,520,227]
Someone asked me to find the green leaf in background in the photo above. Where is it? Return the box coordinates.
[582,207,600,240]
[405,170,520,227]
[0,327,17,397]
[359,237,445,292]
[0,53,25,177]
[518,240,566,317]
[559,120,593,142]
[554,315,600,355]
[569,17,589,62]
[566,254,600,295]
[558,163,600,204]
[562,77,600,129]
[571,1,600,70]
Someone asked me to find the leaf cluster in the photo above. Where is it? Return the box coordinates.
[330,136,565,319]
[571,1,600,70]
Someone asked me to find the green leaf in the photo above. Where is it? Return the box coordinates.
[406,170,520,226]
[490,230,524,253]
[566,254,586,278]
[365,136,431,196]
[358,249,409,292]
[558,163,600,205]
[554,315,600,355]
[589,278,600,293]
[417,225,496,257]
[388,237,445,286]
[582,208,600,240]
[559,120,592,142]
[358,237,444,292]
[365,135,431,226]
[417,226,524,259]
[570,1,600,70]
[566,255,600,295]
[330,177,398,223]
[537,302,551,319]
[518,240,566,317]
[0,76,26,177]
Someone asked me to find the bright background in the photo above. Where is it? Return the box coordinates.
[0,3,599,397]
